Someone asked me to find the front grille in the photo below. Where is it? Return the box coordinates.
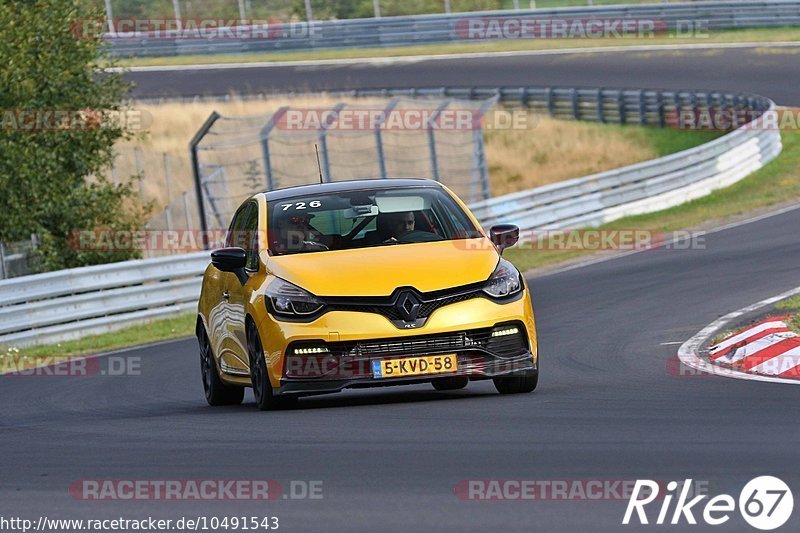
[326,323,528,360]
[323,284,484,325]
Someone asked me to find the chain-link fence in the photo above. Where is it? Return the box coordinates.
[0,237,40,280]
[190,96,498,232]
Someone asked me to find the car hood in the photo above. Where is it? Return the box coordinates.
[267,238,500,297]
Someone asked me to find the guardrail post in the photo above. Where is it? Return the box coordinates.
[617,90,626,124]
[375,98,400,179]
[260,107,289,191]
[546,87,555,116]
[639,90,647,125]
[428,100,452,182]
[657,92,666,128]
[597,88,605,123]
[520,87,529,108]
[190,111,221,243]
[571,88,580,120]
[319,103,345,182]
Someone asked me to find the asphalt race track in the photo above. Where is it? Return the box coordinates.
[2,45,800,532]
[127,46,800,106]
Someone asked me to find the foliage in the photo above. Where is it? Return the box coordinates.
[0,0,149,271]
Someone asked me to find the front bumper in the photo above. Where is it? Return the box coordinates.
[277,351,537,396]
[256,285,538,392]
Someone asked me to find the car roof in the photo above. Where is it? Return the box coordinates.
[260,178,442,202]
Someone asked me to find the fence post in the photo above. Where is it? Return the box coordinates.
[0,242,6,280]
[319,103,345,182]
[375,98,400,179]
[428,99,452,182]
[190,111,221,244]
[134,146,144,203]
[472,96,500,202]
[163,152,173,206]
[182,191,193,232]
[172,0,182,29]
[260,107,289,191]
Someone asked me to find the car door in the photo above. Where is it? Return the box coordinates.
[222,200,261,375]
[214,203,252,375]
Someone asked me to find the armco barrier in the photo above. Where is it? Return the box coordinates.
[0,86,780,347]
[0,252,208,347]
[107,0,800,57]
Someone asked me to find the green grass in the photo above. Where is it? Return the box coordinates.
[776,295,800,311]
[0,313,196,370]
[623,125,723,157]
[118,27,800,68]
[504,129,800,272]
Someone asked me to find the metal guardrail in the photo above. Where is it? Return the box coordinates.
[107,1,800,57]
[0,85,780,348]
[0,253,208,347]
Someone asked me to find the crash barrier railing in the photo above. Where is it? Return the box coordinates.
[107,0,800,57]
[0,252,208,348]
[343,86,780,230]
[2,85,779,347]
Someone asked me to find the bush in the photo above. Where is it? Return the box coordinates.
[0,0,149,272]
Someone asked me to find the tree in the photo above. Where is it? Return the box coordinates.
[0,0,149,271]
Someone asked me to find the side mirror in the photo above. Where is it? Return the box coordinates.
[490,224,520,254]
[211,248,248,285]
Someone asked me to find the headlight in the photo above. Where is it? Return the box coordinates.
[265,278,325,317]
[483,258,522,298]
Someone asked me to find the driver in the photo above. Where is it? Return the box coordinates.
[384,211,415,242]
[280,213,327,251]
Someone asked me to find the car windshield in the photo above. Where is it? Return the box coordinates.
[268,186,482,255]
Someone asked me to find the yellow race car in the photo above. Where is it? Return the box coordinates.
[196,179,538,410]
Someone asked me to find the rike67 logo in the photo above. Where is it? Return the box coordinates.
[623,477,793,530]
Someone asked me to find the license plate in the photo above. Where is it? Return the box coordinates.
[372,354,458,379]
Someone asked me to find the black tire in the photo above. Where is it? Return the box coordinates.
[493,370,539,395]
[198,328,244,406]
[432,376,469,391]
[247,322,296,411]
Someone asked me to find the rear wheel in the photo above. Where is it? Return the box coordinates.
[432,376,469,391]
[493,370,538,395]
[198,328,244,406]
[247,321,296,411]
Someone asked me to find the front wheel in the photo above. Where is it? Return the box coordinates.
[247,322,296,411]
[199,328,244,406]
[493,370,538,394]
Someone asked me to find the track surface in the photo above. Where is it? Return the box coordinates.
[128,47,800,105]
[3,207,800,532]
[2,45,800,532]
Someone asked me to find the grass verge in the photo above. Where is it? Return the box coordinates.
[118,27,800,68]
[0,313,196,371]
[504,129,800,272]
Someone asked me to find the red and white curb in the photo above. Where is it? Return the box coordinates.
[678,286,800,385]
[709,316,800,378]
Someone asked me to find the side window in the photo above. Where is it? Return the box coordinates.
[244,202,260,271]
[226,204,251,248]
